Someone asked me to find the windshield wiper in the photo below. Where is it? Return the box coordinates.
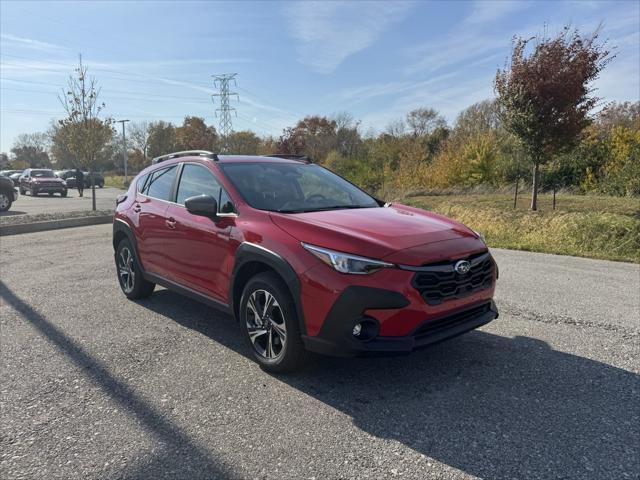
[308,205,376,212]
[274,205,377,214]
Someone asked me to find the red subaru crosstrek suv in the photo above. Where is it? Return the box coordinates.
[113,151,498,372]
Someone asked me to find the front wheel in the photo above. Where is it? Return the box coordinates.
[0,192,12,212]
[48,192,54,196]
[239,272,307,373]
[19,186,25,195]
[115,238,155,299]
[61,190,67,197]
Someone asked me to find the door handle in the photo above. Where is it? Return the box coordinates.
[166,217,176,229]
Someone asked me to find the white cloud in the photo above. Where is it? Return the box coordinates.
[283,1,413,74]
[464,0,530,25]
[0,33,68,52]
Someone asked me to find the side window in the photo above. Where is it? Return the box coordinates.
[145,166,177,201]
[176,164,220,205]
[219,189,235,213]
[136,173,149,193]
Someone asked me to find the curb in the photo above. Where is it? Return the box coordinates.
[0,214,113,236]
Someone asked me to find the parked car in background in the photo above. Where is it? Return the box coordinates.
[9,172,22,186]
[0,173,19,211]
[0,170,24,186]
[19,169,68,197]
[113,151,499,372]
[56,169,105,188]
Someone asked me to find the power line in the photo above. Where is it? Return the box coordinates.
[211,73,239,152]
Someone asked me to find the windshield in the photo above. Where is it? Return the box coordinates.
[221,162,379,213]
[31,170,56,178]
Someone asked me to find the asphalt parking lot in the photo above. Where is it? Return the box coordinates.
[1,224,638,480]
[1,187,122,217]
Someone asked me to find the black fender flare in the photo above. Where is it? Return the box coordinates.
[229,242,306,335]
[112,219,145,274]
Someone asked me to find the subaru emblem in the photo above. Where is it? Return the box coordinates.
[454,260,471,275]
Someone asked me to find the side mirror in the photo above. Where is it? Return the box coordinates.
[185,194,218,218]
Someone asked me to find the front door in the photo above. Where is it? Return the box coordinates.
[164,163,236,302]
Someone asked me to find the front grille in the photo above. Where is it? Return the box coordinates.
[411,252,494,305]
[413,302,492,340]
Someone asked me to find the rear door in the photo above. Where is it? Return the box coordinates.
[164,162,236,301]
[135,164,178,278]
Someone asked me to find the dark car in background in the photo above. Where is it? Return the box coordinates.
[0,170,24,186]
[19,169,68,197]
[56,170,105,188]
[0,174,19,211]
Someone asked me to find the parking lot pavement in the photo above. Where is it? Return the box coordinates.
[0,187,122,217]
[1,224,638,480]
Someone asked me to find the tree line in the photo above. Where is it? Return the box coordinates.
[2,26,638,211]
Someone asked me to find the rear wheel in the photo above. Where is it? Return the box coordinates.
[0,192,12,212]
[48,192,54,196]
[115,238,155,299]
[19,186,25,195]
[61,190,67,197]
[239,272,307,373]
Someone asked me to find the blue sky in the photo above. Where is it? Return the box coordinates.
[1,0,638,152]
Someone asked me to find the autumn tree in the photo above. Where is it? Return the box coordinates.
[495,26,613,210]
[227,130,261,155]
[10,133,51,168]
[129,121,151,163]
[278,116,337,161]
[175,116,217,151]
[406,108,446,137]
[147,121,177,159]
[58,56,113,210]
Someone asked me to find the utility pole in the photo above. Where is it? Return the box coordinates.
[117,119,130,184]
[211,73,239,152]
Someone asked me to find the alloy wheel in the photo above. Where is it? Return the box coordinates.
[245,289,287,360]
[0,193,9,210]
[117,246,135,294]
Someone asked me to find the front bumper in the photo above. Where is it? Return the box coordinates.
[32,184,66,193]
[301,286,498,357]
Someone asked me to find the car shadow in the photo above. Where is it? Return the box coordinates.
[0,282,239,480]
[0,210,27,216]
[140,289,639,479]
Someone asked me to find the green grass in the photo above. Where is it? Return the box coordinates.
[104,175,129,189]
[403,193,640,263]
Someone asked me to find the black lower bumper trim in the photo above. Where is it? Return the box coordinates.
[303,300,498,357]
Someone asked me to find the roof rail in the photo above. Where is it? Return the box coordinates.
[152,150,219,164]
[266,154,312,163]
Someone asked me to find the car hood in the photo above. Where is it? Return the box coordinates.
[270,204,485,266]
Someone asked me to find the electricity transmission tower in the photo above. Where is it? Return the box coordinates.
[211,73,239,152]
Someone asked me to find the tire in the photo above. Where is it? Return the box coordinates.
[0,192,12,212]
[19,186,25,195]
[61,190,67,197]
[48,192,54,196]
[115,238,155,300]
[98,182,104,188]
[239,272,307,373]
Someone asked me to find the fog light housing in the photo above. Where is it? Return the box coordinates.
[351,316,379,341]
[352,323,363,336]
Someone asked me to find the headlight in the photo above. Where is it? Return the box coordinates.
[302,243,394,275]
[473,230,485,243]
[61,181,67,186]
